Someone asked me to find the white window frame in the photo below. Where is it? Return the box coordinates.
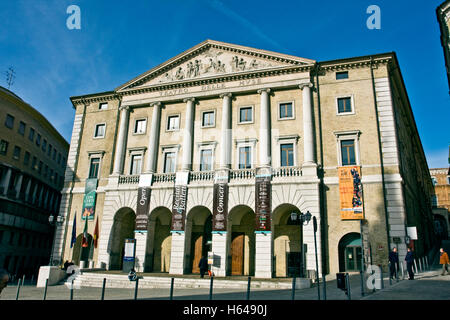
[127,147,147,175]
[432,176,438,186]
[161,145,180,173]
[274,135,299,167]
[336,95,355,116]
[86,150,105,179]
[166,114,181,132]
[238,105,254,124]
[133,118,147,135]
[278,101,295,121]
[201,110,216,128]
[196,141,218,171]
[334,130,361,167]
[99,102,108,110]
[234,138,257,169]
[93,123,106,139]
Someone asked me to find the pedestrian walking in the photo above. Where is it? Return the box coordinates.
[0,269,9,297]
[405,248,415,280]
[389,247,399,279]
[439,248,450,275]
[199,255,208,279]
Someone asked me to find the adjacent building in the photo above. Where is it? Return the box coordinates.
[0,86,69,278]
[430,167,450,240]
[437,0,450,94]
[52,40,435,279]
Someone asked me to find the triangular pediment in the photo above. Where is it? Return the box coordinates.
[116,40,315,91]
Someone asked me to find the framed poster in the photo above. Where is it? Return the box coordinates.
[338,166,364,220]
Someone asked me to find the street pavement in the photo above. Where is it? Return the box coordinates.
[1,269,448,300]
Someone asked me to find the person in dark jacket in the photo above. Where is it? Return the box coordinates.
[389,247,399,279]
[198,256,208,278]
[405,248,415,280]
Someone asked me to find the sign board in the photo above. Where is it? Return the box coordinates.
[171,185,188,231]
[212,183,228,231]
[82,178,98,220]
[255,175,271,231]
[338,166,364,220]
[123,238,136,262]
[407,227,418,240]
[136,187,151,230]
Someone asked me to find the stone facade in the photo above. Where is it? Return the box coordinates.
[437,0,450,94]
[53,40,435,279]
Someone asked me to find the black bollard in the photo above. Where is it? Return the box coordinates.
[43,279,48,300]
[209,276,214,300]
[70,279,74,300]
[291,277,296,300]
[360,270,365,297]
[379,265,384,290]
[134,278,139,300]
[345,273,351,300]
[169,277,174,300]
[322,274,327,300]
[246,276,251,300]
[101,278,106,300]
[15,278,22,300]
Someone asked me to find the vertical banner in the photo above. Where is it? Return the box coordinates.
[338,166,364,220]
[136,187,151,231]
[171,185,188,231]
[255,175,271,231]
[82,178,98,220]
[212,183,228,231]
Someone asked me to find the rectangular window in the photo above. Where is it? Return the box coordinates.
[431,195,438,207]
[0,140,8,155]
[279,102,293,119]
[94,124,106,138]
[18,121,26,135]
[167,115,180,131]
[130,154,142,175]
[36,133,41,146]
[239,107,253,123]
[44,165,48,178]
[31,156,37,170]
[49,169,54,181]
[24,151,30,165]
[29,128,35,141]
[58,153,61,165]
[42,139,47,152]
[336,71,349,80]
[99,102,108,110]
[53,149,56,161]
[48,144,52,157]
[38,161,43,174]
[202,111,215,127]
[341,140,356,166]
[134,119,146,134]
[163,152,176,173]
[13,146,21,160]
[5,114,14,129]
[337,97,352,114]
[200,149,213,171]
[280,143,294,167]
[239,146,252,169]
[89,157,100,179]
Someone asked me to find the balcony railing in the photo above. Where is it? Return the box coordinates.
[153,173,176,184]
[118,175,140,185]
[272,166,302,178]
[189,171,215,182]
[230,168,256,180]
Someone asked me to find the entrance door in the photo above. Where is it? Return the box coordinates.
[231,232,244,275]
[287,252,302,277]
[191,233,204,273]
[345,246,362,272]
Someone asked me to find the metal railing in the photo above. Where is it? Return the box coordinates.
[189,171,214,182]
[272,166,302,178]
[229,168,256,180]
[152,173,176,184]
[118,175,140,185]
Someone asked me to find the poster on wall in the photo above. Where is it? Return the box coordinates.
[338,166,364,220]
[255,175,271,231]
[82,178,98,220]
[171,185,188,231]
[136,187,151,231]
[212,183,228,231]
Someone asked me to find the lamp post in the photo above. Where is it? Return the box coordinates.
[48,215,64,266]
[290,210,312,278]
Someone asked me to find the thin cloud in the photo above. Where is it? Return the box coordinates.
[426,147,449,169]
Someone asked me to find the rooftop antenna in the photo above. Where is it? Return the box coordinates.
[5,66,16,89]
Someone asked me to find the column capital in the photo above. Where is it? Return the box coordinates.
[299,82,313,90]
[257,88,271,94]
[118,105,130,111]
[150,101,162,107]
[219,92,233,99]
[183,97,196,103]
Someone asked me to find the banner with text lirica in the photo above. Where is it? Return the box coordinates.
[338,166,364,220]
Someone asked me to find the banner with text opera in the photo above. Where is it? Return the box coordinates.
[136,187,151,231]
[338,166,364,220]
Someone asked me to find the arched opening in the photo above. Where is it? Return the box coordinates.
[148,206,172,273]
[227,205,255,276]
[72,233,93,266]
[109,207,136,270]
[186,206,212,274]
[434,214,449,241]
[338,233,362,272]
[273,204,304,277]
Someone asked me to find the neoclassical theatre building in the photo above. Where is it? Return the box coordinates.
[52,40,435,279]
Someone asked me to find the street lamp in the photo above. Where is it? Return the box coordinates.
[48,214,65,266]
[290,210,312,277]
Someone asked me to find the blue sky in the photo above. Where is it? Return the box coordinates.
[1,0,449,167]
